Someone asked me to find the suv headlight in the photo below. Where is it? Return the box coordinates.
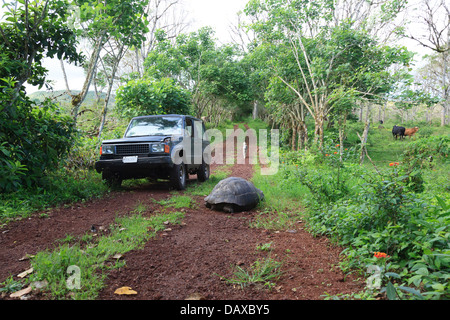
[151,143,164,153]
[101,145,115,154]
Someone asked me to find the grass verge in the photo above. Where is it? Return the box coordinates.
[218,257,283,290]
[154,195,195,209]
[1,206,184,299]
[0,168,108,225]
[250,164,306,231]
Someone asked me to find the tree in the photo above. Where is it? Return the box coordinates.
[131,0,190,77]
[393,88,421,122]
[415,54,446,123]
[144,27,253,119]
[0,75,75,192]
[402,0,449,125]
[0,0,83,102]
[64,0,149,124]
[115,77,191,119]
[244,0,413,149]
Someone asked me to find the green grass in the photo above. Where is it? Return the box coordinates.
[358,122,449,165]
[155,195,195,209]
[252,165,308,212]
[218,257,283,290]
[250,209,303,231]
[250,163,307,231]
[0,167,108,225]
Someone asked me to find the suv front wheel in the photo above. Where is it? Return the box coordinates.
[170,162,187,190]
[102,171,122,188]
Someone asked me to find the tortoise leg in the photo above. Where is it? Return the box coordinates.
[205,202,211,209]
[223,205,234,213]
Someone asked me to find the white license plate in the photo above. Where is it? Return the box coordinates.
[122,156,138,163]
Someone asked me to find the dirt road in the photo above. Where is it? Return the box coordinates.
[0,124,364,300]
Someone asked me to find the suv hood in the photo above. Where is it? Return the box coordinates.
[102,135,173,144]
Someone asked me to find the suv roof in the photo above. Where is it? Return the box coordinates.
[131,114,202,121]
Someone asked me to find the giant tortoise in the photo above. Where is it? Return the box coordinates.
[204,176,264,213]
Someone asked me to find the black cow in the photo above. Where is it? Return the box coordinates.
[392,125,405,140]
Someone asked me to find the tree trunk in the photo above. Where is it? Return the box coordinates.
[252,100,259,120]
[291,124,297,151]
[297,122,307,150]
[98,45,125,139]
[442,48,448,126]
[71,34,106,123]
[378,104,382,123]
[338,111,348,163]
[358,120,370,165]
[364,103,371,123]
[314,109,325,150]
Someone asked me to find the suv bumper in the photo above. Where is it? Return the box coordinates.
[95,156,174,174]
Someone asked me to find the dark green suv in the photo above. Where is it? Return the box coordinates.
[95,114,210,189]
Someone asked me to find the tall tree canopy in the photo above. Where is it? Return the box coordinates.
[68,0,150,122]
[143,27,253,120]
[244,0,413,149]
[0,0,83,95]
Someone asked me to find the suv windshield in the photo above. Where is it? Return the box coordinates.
[125,116,183,137]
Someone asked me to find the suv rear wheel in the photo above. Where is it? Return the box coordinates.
[197,159,210,182]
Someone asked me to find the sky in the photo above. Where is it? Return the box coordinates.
[188,0,247,41]
[0,0,436,94]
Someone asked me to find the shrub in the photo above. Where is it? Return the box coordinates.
[304,163,450,299]
[0,78,75,192]
[401,135,449,168]
[279,136,450,299]
[283,148,359,206]
[399,135,449,193]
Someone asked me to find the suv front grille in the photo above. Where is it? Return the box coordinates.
[115,144,149,155]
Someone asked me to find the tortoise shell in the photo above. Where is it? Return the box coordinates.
[204,177,264,212]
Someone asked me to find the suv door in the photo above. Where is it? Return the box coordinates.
[184,117,195,167]
[193,119,204,166]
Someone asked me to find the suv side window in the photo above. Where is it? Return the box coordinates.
[194,120,203,139]
[185,118,193,137]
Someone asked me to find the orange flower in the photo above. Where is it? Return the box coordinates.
[336,144,340,147]
[334,151,338,154]
[389,163,394,166]
[395,162,399,166]
[325,154,329,156]
[374,252,389,258]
